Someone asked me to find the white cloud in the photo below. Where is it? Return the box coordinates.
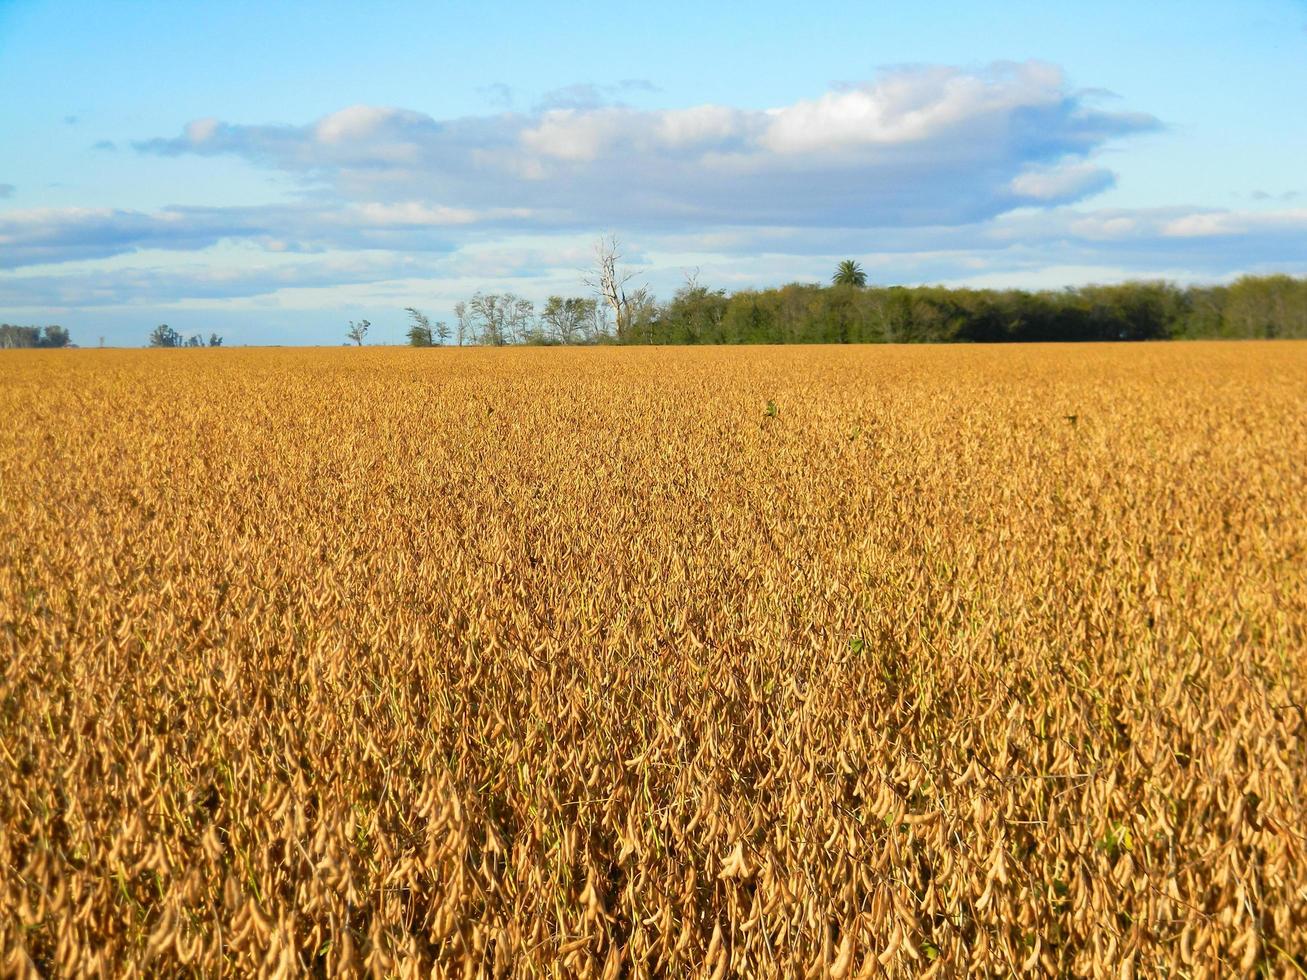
[762,62,1065,153]
[1067,214,1140,239]
[1010,161,1114,202]
[314,105,399,144]
[348,202,496,226]
[519,109,626,162]
[133,61,1157,231]
[656,105,743,147]
[1160,208,1307,238]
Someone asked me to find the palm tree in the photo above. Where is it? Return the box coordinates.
[832,260,868,287]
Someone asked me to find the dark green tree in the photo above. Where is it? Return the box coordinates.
[541,296,599,344]
[149,324,182,348]
[0,325,71,348]
[1223,275,1307,338]
[40,325,70,348]
[404,308,434,346]
[832,260,868,288]
[658,282,728,344]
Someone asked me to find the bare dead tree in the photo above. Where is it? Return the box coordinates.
[454,302,468,346]
[346,319,369,346]
[583,234,645,343]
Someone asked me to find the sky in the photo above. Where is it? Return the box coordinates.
[1,0,1306,346]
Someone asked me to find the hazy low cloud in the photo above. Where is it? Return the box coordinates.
[135,61,1156,230]
[1250,189,1299,202]
[0,203,479,268]
[983,205,1307,273]
[0,253,442,308]
[686,204,1307,260]
[6,203,1306,312]
[0,206,279,268]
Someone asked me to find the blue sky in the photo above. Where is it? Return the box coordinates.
[2,0,1305,345]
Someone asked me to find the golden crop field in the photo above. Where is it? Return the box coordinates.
[1,342,1305,978]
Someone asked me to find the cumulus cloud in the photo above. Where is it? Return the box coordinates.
[134,61,1157,230]
[1009,161,1115,202]
[761,62,1075,152]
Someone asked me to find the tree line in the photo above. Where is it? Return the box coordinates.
[2,324,226,348]
[640,273,1307,345]
[402,295,608,347]
[148,324,223,347]
[396,242,1307,346]
[407,269,1307,347]
[1,324,71,348]
[8,260,1307,352]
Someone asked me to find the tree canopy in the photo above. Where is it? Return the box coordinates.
[431,274,1307,347]
[832,260,868,288]
[1,325,70,348]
